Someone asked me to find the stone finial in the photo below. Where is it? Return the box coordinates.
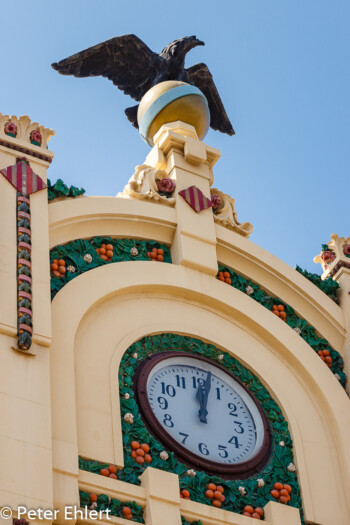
[314,234,350,280]
[0,113,55,149]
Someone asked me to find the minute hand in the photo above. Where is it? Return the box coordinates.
[197,372,212,423]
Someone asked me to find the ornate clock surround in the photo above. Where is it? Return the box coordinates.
[114,332,303,518]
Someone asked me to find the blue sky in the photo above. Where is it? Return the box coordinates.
[2,1,349,273]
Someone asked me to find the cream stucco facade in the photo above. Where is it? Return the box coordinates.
[0,115,350,525]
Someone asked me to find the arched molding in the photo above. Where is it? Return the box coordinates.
[48,197,176,249]
[216,224,345,351]
[50,262,350,525]
[48,198,345,351]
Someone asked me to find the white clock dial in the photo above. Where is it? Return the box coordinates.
[146,356,265,465]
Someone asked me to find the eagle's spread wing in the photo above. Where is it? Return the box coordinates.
[52,34,161,101]
[187,63,235,135]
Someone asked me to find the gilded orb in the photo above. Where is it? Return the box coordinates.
[137,81,210,146]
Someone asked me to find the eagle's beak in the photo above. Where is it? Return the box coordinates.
[188,37,205,51]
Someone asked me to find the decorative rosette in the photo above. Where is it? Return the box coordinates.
[30,129,42,146]
[320,250,335,265]
[343,244,350,257]
[4,121,17,137]
[156,177,176,194]
[210,193,222,212]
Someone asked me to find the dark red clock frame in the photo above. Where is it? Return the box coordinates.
[133,351,272,479]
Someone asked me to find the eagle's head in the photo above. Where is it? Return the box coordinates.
[160,36,205,59]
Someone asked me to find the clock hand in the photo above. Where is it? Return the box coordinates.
[196,372,212,424]
[196,384,207,423]
[202,371,212,418]
[196,382,204,405]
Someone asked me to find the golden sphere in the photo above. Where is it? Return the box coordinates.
[137,81,210,146]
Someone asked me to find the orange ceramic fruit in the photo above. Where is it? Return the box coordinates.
[205,490,214,499]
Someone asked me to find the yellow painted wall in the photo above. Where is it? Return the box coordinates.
[0,120,349,525]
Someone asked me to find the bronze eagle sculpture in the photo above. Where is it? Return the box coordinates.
[52,34,234,136]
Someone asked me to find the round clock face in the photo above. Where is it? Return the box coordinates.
[134,352,271,478]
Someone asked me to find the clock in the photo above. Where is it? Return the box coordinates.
[133,352,271,478]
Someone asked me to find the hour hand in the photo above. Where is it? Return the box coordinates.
[196,384,207,423]
[196,372,212,424]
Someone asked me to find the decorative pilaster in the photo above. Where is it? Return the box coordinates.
[264,501,301,525]
[0,114,54,191]
[0,116,54,514]
[314,234,350,391]
[314,234,350,279]
[16,193,33,352]
[0,115,54,347]
[0,158,47,353]
[147,121,221,276]
[140,467,181,525]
